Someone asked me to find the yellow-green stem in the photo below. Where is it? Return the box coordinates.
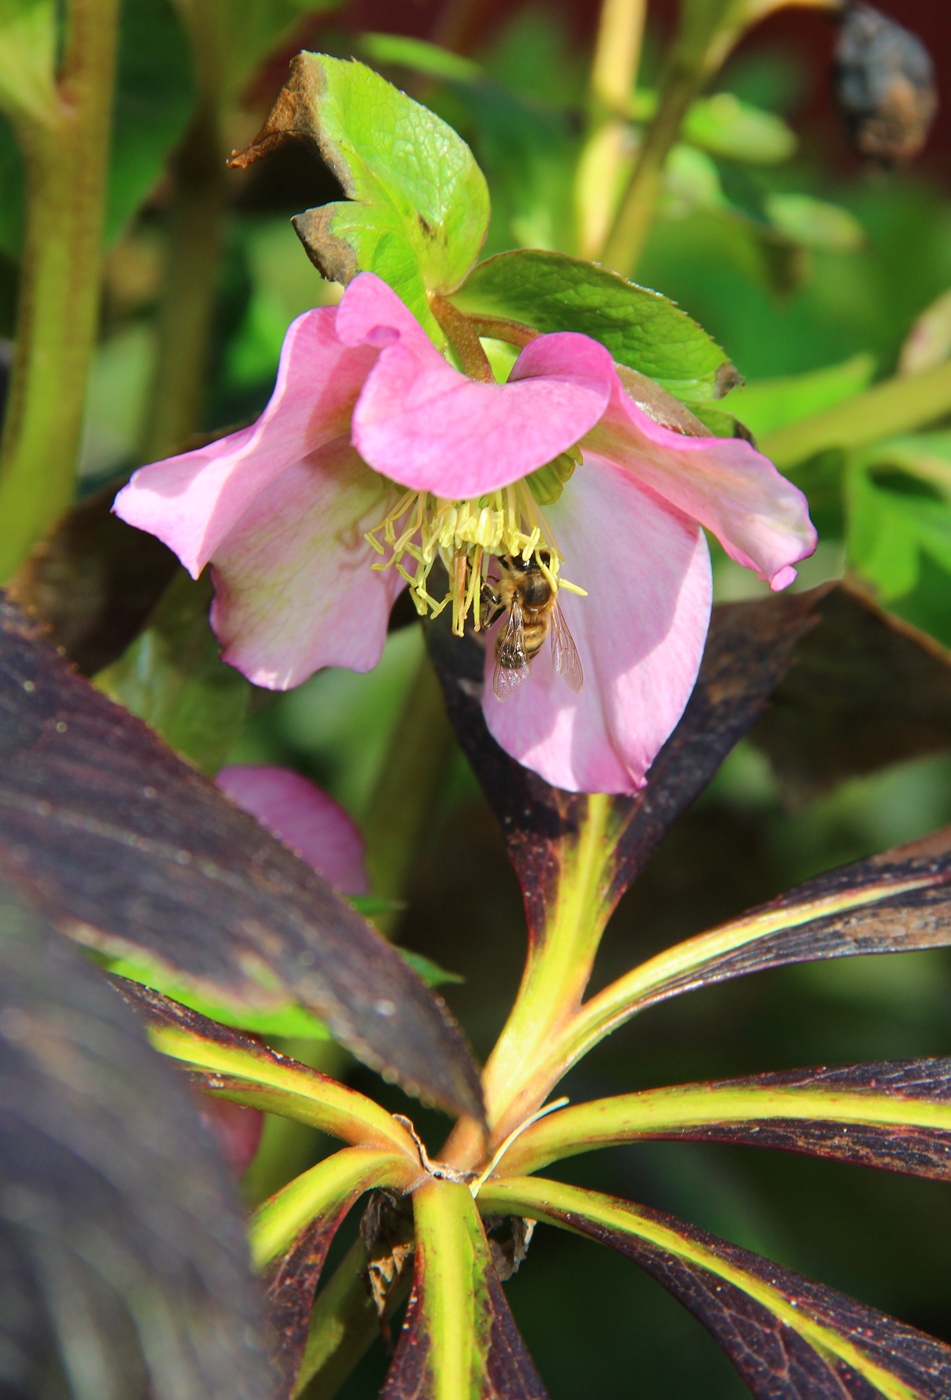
[0,0,122,581]
[576,0,647,258]
[446,794,616,1170]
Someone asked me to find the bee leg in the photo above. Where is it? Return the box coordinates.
[479,582,503,631]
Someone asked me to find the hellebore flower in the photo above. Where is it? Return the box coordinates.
[115,272,815,795]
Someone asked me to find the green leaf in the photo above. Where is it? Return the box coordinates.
[730,353,877,439]
[480,1176,951,1400]
[764,192,866,251]
[681,90,797,164]
[847,462,951,602]
[456,249,738,401]
[105,0,194,245]
[113,977,423,1154]
[231,53,490,340]
[383,1178,546,1399]
[95,569,250,776]
[504,1059,951,1181]
[358,31,484,85]
[0,0,57,127]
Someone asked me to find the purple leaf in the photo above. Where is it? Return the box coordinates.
[0,596,483,1122]
[481,1177,951,1400]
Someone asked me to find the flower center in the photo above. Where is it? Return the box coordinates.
[365,453,585,637]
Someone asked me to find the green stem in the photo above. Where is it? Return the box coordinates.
[0,0,122,581]
[761,360,951,470]
[360,642,456,938]
[138,101,227,462]
[445,794,617,1170]
[600,0,842,275]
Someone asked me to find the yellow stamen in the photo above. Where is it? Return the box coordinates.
[364,468,584,636]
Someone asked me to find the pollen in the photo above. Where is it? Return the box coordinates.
[364,462,583,636]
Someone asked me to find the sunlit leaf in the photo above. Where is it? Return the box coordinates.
[113,977,420,1154]
[383,1178,548,1399]
[456,248,738,401]
[0,596,484,1121]
[504,1059,951,1181]
[0,887,272,1399]
[751,579,951,802]
[230,53,490,340]
[95,570,250,775]
[480,1177,951,1400]
[567,826,951,1071]
[900,289,951,377]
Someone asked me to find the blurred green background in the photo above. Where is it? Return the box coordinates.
[5,0,951,1394]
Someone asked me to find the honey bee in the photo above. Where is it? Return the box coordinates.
[483,555,584,702]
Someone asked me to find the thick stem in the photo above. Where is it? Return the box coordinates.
[0,0,122,581]
[445,794,616,1171]
[360,642,456,938]
[138,103,227,462]
[430,295,495,383]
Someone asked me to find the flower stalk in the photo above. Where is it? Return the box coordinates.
[0,0,122,582]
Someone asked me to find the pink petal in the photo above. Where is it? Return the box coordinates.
[483,460,712,794]
[350,310,615,497]
[210,438,405,689]
[581,376,816,590]
[217,765,368,894]
[113,308,378,576]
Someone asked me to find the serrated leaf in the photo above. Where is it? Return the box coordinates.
[0,887,272,1399]
[95,570,250,776]
[0,596,484,1122]
[113,977,420,1154]
[505,1059,951,1181]
[480,1177,951,1400]
[751,579,951,803]
[383,1178,548,1399]
[455,249,737,401]
[230,53,489,340]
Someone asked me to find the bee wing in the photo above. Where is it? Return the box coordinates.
[493,600,531,702]
[550,602,584,694]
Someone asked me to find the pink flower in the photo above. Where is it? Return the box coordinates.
[114,273,815,795]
